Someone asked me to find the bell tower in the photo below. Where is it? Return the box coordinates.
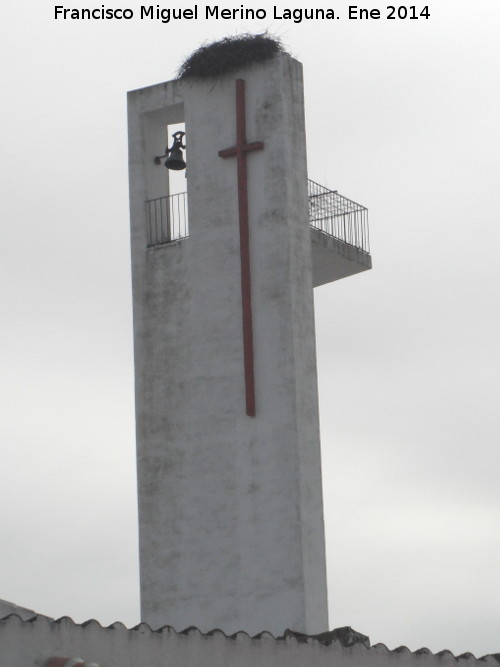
[128,43,370,636]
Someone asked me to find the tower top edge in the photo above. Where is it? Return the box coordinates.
[127,52,302,98]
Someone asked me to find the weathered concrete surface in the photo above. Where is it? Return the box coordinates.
[128,54,328,636]
[1,615,498,667]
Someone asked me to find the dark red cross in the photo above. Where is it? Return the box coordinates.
[218,79,264,417]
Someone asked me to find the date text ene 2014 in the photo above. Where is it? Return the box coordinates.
[349,6,430,19]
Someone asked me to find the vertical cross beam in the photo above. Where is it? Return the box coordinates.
[218,79,264,417]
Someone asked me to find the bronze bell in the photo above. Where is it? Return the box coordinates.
[164,130,186,171]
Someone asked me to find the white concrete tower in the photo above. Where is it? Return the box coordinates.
[128,47,370,637]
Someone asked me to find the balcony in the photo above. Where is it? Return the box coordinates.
[308,180,369,254]
[145,180,372,285]
[145,192,188,247]
[308,180,372,286]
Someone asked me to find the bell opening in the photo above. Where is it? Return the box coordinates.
[165,122,187,192]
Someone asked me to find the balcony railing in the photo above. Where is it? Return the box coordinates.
[145,181,369,253]
[146,192,188,247]
[308,180,370,254]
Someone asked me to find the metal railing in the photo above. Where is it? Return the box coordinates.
[146,192,188,247]
[145,182,369,253]
[308,179,370,254]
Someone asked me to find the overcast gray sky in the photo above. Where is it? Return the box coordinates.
[1,0,499,658]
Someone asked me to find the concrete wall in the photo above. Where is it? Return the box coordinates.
[128,54,328,636]
[1,615,499,667]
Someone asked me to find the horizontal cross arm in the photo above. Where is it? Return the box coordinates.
[218,141,264,160]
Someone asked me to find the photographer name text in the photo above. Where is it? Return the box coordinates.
[54,5,431,23]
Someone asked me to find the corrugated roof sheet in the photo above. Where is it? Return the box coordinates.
[0,613,498,661]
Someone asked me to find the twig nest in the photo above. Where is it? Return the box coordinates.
[177,34,287,79]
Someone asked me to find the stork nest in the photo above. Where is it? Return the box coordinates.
[177,34,287,80]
